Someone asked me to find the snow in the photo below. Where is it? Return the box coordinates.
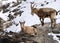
[0,0,60,32]
[4,24,21,33]
[0,11,9,21]
[0,0,60,42]
[48,33,60,43]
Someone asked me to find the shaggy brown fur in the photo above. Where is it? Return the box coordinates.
[19,21,38,36]
[31,2,60,28]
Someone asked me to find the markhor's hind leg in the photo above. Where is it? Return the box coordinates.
[54,19,56,28]
[51,18,56,29]
[51,19,54,29]
[41,18,44,26]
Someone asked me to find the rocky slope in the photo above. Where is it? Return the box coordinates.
[0,23,60,43]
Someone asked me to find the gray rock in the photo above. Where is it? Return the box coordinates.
[31,28,58,43]
[30,23,58,43]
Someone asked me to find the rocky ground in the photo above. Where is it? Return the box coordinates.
[0,23,60,43]
[0,0,60,43]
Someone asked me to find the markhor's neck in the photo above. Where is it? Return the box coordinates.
[21,27,24,31]
[21,25,25,31]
